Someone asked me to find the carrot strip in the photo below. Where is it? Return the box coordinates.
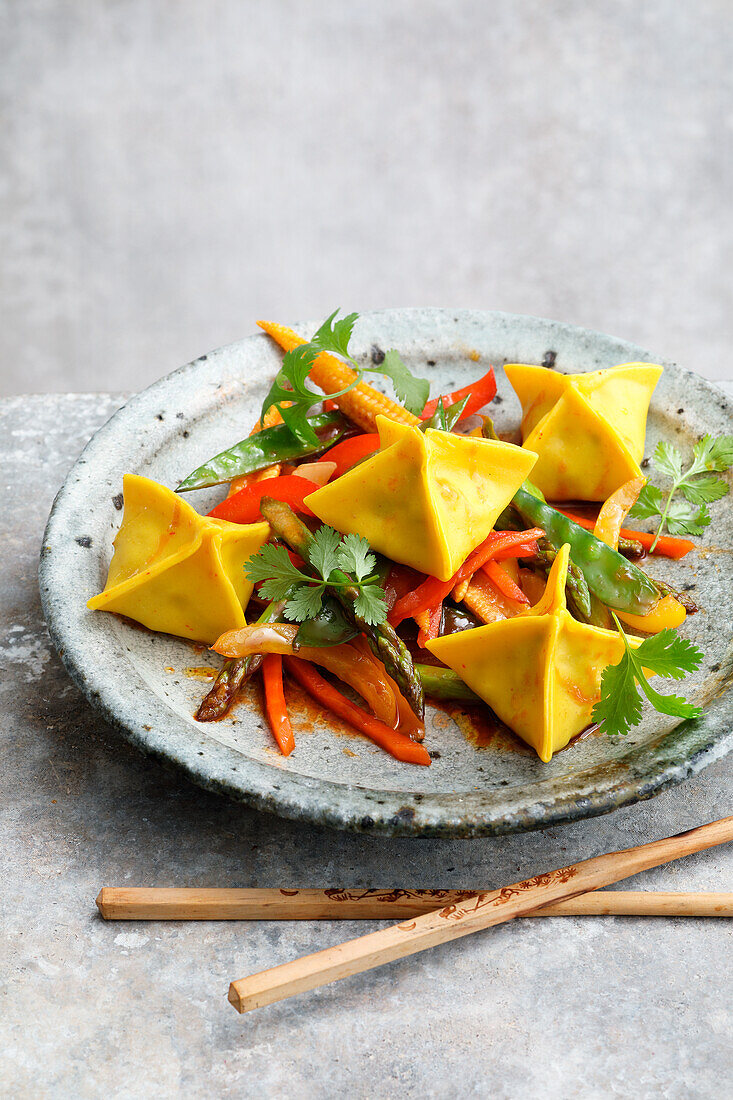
[416,604,443,647]
[262,655,295,756]
[555,509,694,559]
[482,560,530,605]
[284,659,431,766]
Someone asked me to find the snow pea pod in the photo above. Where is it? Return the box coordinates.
[512,487,659,615]
[176,412,345,492]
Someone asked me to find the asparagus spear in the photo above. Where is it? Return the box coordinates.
[416,664,481,704]
[195,600,283,722]
[259,497,425,720]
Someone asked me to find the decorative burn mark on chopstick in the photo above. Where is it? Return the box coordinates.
[436,866,580,921]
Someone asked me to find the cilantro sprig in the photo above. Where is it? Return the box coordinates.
[630,435,733,549]
[260,310,430,446]
[592,613,703,737]
[244,525,388,627]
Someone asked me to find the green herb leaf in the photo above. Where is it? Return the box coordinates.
[592,616,703,737]
[375,350,431,416]
[630,433,732,548]
[283,583,326,622]
[306,525,343,581]
[244,543,308,598]
[653,440,683,481]
[629,483,666,520]
[678,474,729,506]
[309,309,359,359]
[353,583,389,626]
[689,434,733,474]
[243,524,388,632]
[336,532,376,582]
[665,500,711,537]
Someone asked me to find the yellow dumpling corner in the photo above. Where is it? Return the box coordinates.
[305,415,537,581]
[87,474,269,643]
[427,544,632,761]
[505,362,662,501]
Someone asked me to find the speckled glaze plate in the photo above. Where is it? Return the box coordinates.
[40,310,733,836]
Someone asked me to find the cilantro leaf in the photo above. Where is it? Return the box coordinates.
[593,651,643,737]
[374,350,431,416]
[283,583,326,622]
[306,524,343,581]
[689,434,733,474]
[244,524,388,635]
[245,543,309,598]
[634,432,732,549]
[665,500,711,536]
[337,533,376,582]
[353,583,389,626]
[629,483,666,521]
[653,440,683,481]
[309,309,359,359]
[629,629,703,680]
[592,617,703,737]
[679,474,729,506]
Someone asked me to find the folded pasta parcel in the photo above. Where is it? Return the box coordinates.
[427,544,641,762]
[505,362,662,501]
[304,415,537,581]
[87,474,269,643]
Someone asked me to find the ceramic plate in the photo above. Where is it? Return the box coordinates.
[40,310,733,836]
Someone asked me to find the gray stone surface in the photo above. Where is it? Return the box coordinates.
[3,392,733,1099]
[1,1,732,399]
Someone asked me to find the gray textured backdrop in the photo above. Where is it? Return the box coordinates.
[1,1,731,397]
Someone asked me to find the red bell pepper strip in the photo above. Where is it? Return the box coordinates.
[208,475,319,523]
[318,433,380,479]
[555,509,694,560]
[420,368,497,421]
[262,654,295,756]
[284,658,431,766]
[492,540,541,561]
[482,560,529,605]
[389,528,544,627]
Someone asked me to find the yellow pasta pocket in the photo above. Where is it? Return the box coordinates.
[427,545,641,761]
[505,362,662,501]
[88,474,269,643]
[305,415,537,581]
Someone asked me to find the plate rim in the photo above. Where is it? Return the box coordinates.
[39,307,733,837]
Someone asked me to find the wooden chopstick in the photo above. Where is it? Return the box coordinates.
[95,887,733,921]
[227,814,733,1013]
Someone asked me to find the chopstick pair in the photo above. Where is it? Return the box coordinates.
[96,814,733,1014]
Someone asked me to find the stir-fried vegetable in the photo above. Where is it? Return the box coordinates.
[415,665,482,704]
[389,528,543,629]
[593,477,646,551]
[213,622,403,728]
[176,411,345,492]
[259,498,424,719]
[262,654,295,756]
[512,487,660,616]
[208,474,320,523]
[284,658,431,766]
[317,433,381,478]
[557,508,694,560]
[257,313,428,437]
[420,368,497,421]
[196,599,283,722]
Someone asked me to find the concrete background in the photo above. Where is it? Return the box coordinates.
[1,0,732,397]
